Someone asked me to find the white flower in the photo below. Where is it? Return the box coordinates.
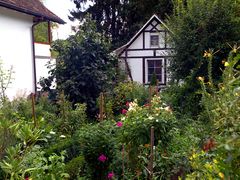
[60,135,66,138]
[148,116,154,120]
[50,131,56,135]
[121,116,126,121]
[128,101,138,111]
[156,119,159,122]
[164,106,172,113]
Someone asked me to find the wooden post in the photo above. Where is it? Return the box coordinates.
[148,126,154,180]
[31,93,37,128]
[99,92,104,121]
[122,144,125,179]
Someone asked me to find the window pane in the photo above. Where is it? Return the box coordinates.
[148,68,154,74]
[148,75,152,82]
[150,35,159,46]
[155,60,162,67]
[148,61,154,67]
[157,75,162,81]
[155,67,162,74]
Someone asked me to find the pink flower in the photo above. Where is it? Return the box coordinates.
[126,102,130,107]
[107,172,114,179]
[98,154,107,162]
[121,109,128,114]
[116,121,123,127]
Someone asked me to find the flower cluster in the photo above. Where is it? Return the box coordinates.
[98,154,107,163]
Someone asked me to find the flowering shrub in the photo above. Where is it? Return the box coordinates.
[118,96,177,177]
[76,121,120,179]
[186,48,240,178]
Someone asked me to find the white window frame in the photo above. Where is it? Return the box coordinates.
[146,58,165,84]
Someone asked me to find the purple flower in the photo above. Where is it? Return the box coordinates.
[107,172,114,179]
[116,121,123,127]
[98,154,107,162]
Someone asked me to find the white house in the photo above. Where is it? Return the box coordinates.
[115,15,174,86]
[0,0,64,99]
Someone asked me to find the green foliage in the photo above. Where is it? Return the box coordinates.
[65,156,85,179]
[44,19,117,117]
[168,0,240,81]
[186,49,240,178]
[76,121,119,179]
[119,96,177,176]
[0,117,69,179]
[34,22,49,43]
[55,94,87,135]
[0,60,13,103]
[104,81,149,115]
[166,0,240,116]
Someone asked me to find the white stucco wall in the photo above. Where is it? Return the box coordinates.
[127,58,143,83]
[128,34,143,49]
[35,43,55,90]
[0,7,35,99]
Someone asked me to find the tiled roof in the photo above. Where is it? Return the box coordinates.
[0,0,65,24]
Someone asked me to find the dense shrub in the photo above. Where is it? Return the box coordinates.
[76,121,120,179]
[103,81,149,116]
[42,18,117,117]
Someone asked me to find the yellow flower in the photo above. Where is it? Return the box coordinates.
[197,76,204,82]
[218,172,224,179]
[213,159,218,164]
[204,163,213,170]
[190,153,197,160]
[224,62,229,67]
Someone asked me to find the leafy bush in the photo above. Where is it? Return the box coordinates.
[65,155,85,179]
[55,94,87,135]
[0,118,69,179]
[117,95,177,178]
[42,18,117,117]
[104,81,149,116]
[166,0,240,116]
[186,48,240,178]
[76,121,120,179]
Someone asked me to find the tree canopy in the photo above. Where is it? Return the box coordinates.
[41,19,117,116]
[167,0,240,82]
[70,0,173,49]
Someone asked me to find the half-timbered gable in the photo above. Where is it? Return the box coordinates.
[115,14,173,86]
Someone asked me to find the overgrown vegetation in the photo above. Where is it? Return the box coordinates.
[0,0,240,179]
[166,0,240,116]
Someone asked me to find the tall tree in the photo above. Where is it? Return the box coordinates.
[41,18,117,116]
[165,0,240,117]
[69,0,173,49]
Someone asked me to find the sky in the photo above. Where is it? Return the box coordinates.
[44,0,80,40]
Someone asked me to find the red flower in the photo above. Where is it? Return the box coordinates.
[121,109,128,114]
[98,154,107,162]
[116,121,123,127]
[203,138,215,152]
[107,172,114,179]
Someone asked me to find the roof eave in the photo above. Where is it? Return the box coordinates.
[0,2,65,24]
